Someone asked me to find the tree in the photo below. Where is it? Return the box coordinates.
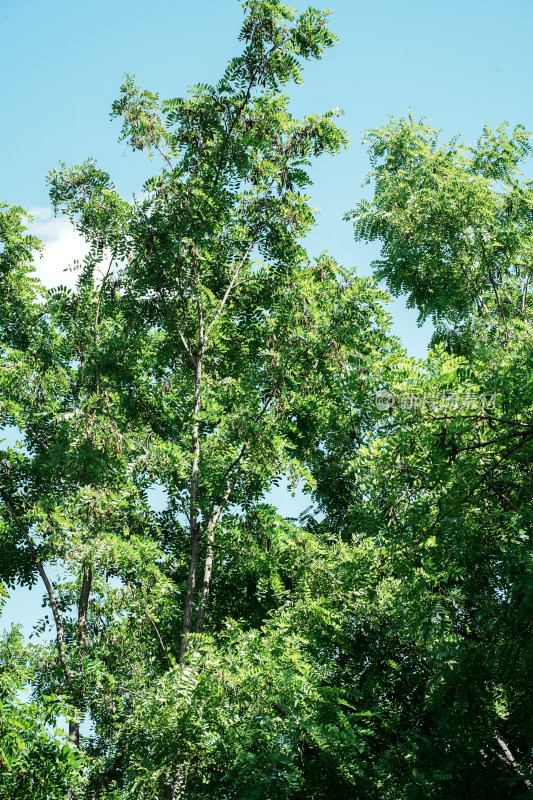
[1,2,390,797]
[311,114,533,796]
[0,621,82,800]
[47,0,383,666]
[3,7,533,799]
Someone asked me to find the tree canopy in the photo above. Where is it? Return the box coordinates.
[1,3,533,798]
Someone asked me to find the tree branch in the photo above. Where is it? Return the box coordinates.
[206,184,274,339]
[195,472,240,634]
[0,491,73,687]
[495,732,532,789]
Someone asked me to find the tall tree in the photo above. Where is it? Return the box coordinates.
[314,114,533,796]
[4,7,533,799]
[47,0,388,667]
[1,2,389,797]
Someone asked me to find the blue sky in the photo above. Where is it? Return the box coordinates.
[1,0,533,633]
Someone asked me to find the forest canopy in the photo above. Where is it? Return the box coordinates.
[1,1,533,798]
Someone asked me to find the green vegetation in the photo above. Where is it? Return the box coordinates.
[1,2,533,797]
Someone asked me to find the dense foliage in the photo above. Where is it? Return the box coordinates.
[1,3,532,798]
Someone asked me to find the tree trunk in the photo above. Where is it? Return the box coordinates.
[195,523,215,635]
[178,341,203,663]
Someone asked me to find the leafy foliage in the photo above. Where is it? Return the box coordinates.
[0,624,82,799]
[2,6,533,800]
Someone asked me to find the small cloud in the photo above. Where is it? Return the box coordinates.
[27,207,90,289]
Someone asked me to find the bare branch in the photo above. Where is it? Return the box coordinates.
[77,566,92,650]
[145,606,172,669]
[158,288,197,367]
[495,733,532,789]
[522,272,530,314]
[89,754,123,800]
[195,472,240,634]
[206,185,274,339]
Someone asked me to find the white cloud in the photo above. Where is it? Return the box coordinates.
[27,207,90,289]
